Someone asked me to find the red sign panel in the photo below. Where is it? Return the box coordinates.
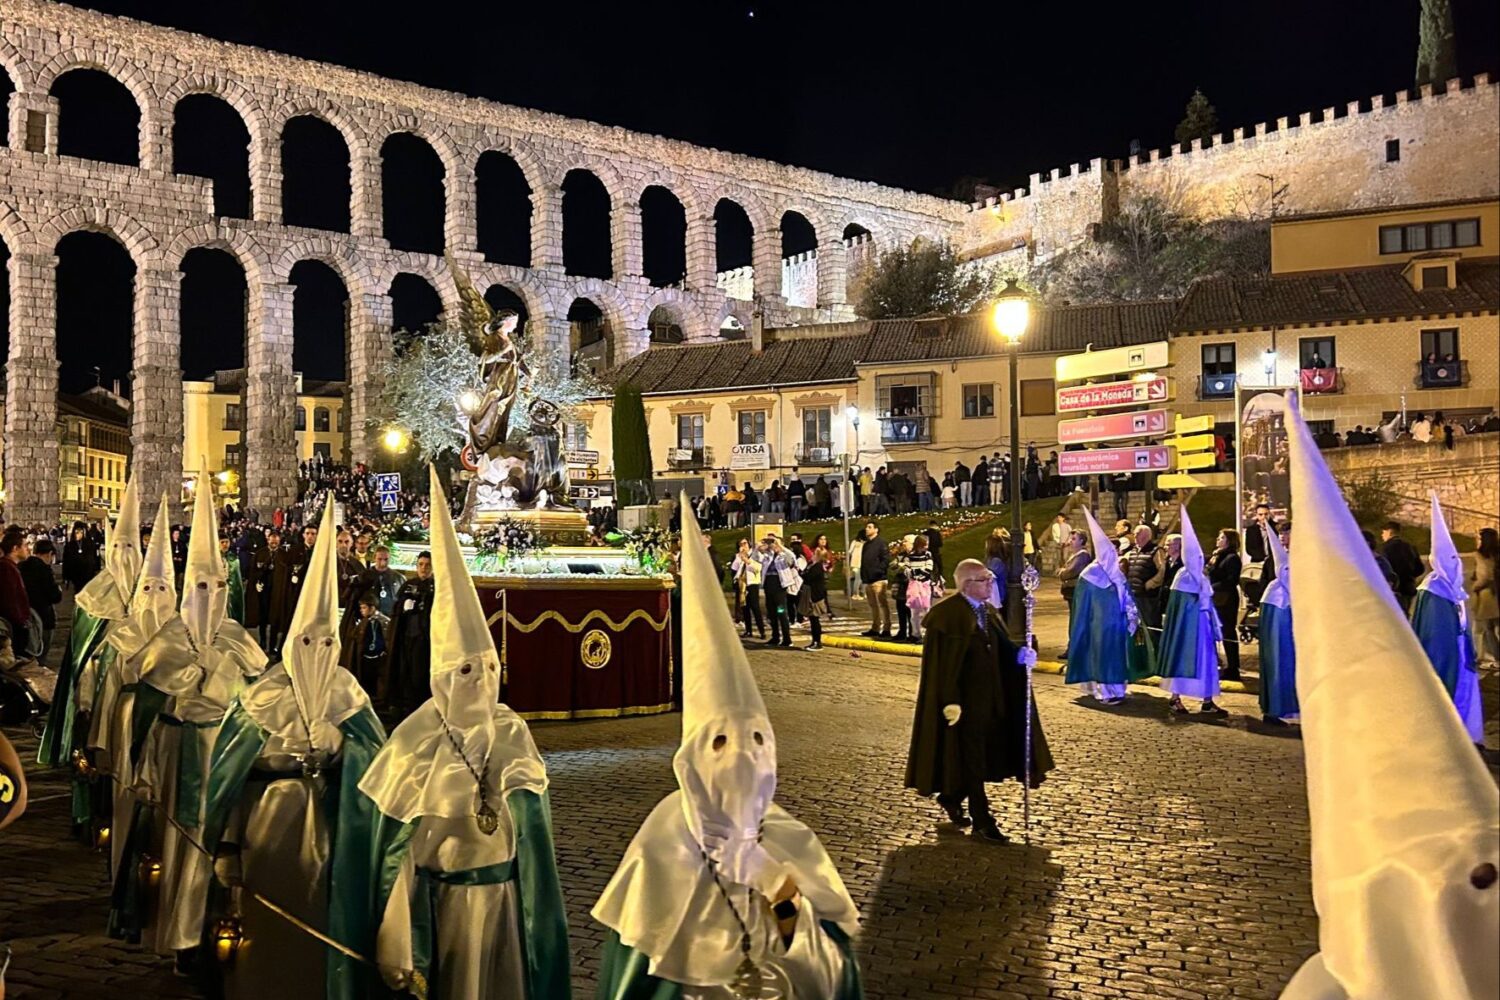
[1056,376,1171,413]
[1058,447,1171,476]
[1057,408,1170,445]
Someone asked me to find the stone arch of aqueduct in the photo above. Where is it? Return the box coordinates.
[0,0,965,519]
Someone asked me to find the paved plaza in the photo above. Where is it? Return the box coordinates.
[3,590,1496,999]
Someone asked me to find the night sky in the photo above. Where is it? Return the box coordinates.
[5,0,1497,392]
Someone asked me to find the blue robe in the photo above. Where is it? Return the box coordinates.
[1064,578,1130,686]
[1157,588,1220,700]
[1257,603,1298,719]
[1411,590,1482,741]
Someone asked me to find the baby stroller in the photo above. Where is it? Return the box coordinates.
[1237,561,1264,648]
[0,616,51,732]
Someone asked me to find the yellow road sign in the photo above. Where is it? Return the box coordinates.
[1176,452,1219,471]
[1159,472,1235,489]
[1167,433,1216,452]
[1174,414,1215,435]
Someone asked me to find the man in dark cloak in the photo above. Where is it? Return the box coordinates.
[267,524,315,655]
[386,550,435,719]
[245,529,282,650]
[905,558,1053,844]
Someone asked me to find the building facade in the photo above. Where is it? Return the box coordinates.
[0,385,131,522]
[585,201,1500,495]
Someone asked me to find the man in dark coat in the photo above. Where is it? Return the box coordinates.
[906,558,1053,843]
[267,524,315,655]
[61,523,99,592]
[21,538,63,660]
[387,550,435,719]
[1381,520,1425,614]
[357,545,406,620]
[245,529,280,648]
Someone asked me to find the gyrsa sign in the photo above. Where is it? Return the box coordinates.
[729,443,772,470]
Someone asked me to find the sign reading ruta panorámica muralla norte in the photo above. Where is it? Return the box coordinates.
[1054,341,1170,383]
[1057,408,1170,446]
[1057,446,1171,476]
[1055,376,1172,413]
[729,443,772,470]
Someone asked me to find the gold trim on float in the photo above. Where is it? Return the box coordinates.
[517,702,675,721]
[486,608,670,633]
[471,576,675,591]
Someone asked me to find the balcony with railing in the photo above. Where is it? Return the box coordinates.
[1199,372,1238,400]
[1299,367,1344,394]
[1414,359,1468,389]
[667,446,713,470]
[793,442,836,466]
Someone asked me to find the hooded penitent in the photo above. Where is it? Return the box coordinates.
[202,494,388,1000]
[76,473,144,621]
[357,468,569,1000]
[118,474,266,954]
[1257,518,1298,721]
[1411,491,1484,743]
[1278,396,1498,1000]
[592,497,859,990]
[41,474,144,767]
[108,495,179,663]
[240,498,367,761]
[1156,502,1222,694]
[1063,506,1135,691]
[360,466,547,824]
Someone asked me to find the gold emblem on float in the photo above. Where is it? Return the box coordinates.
[580,628,612,669]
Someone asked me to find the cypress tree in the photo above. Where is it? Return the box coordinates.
[611,381,654,507]
[1415,0,1457,88]
[1174,90,1218,147]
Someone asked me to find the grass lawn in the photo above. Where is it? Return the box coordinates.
[704,497,1070,590]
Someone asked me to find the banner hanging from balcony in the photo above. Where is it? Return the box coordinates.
[1299,367,1343,394]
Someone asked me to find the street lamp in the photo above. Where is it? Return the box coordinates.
[1262,347,1278,384]
[992,280,1031,639]
[843,405,861,608]
[382,426,410,453]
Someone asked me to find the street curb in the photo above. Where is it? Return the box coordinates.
[818,637,1249,693]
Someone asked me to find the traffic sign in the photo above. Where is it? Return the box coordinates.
[1058,447,1170,476]
[1159,472,1235,489]
[1056,376,1172,413]
[375,473,402,494]
[378,493,399,512]
[1175,414,1215,435]
[1167,433,1216,452]
[1176,451,1218,471]
[570,485,602,500]
[565,450,599,467]
[1055,341,1170,382]
[1057,408,1170,446]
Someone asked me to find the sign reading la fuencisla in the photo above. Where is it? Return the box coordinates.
[1057,408,1170,446]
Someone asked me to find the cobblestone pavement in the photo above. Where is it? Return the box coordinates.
[5,595,1496,999]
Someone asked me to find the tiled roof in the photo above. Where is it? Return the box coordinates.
[604,299,1176,395]
[602,260,1498,395]
[1175,259,1499,332]
[58,390,130,427]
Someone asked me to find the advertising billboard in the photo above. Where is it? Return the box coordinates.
[1235,385,1300,562]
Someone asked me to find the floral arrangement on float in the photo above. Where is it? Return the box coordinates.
[618,525,677,573]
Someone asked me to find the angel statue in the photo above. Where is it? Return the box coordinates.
[447,252,530,456]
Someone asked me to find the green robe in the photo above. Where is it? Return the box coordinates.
[226,557,247,625]
[1411,590,1474,698]
[202,702,389,1000]
[595,924,864,1000]
[371,789,573,999]
[38,605,108,767]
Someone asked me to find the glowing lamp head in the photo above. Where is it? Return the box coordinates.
[213,917,244,963]
[992,280,1031,344]
[382,427,409,452]
[845,405,859,424]
[1262,348,1277,375]
[457,388,483,415]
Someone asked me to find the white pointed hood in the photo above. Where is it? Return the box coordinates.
[358,466,545,825]
[1261,518,1291,611]
[1279,394,1499,1000]
[76,473,143,621]
[1079,506,1129,606]
[1171,502,1214,605]
[109,495,178,661]
[1419,492,1467,609]
[284,500,345,745]
[592,498,857,988]
[181,471,228,651]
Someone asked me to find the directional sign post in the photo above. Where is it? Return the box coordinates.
[1058,447,1170,476]
[565,450,600,468]
[1054,341,1170,383]
[1058,408,1170,446]
[1056,376,1172,413]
